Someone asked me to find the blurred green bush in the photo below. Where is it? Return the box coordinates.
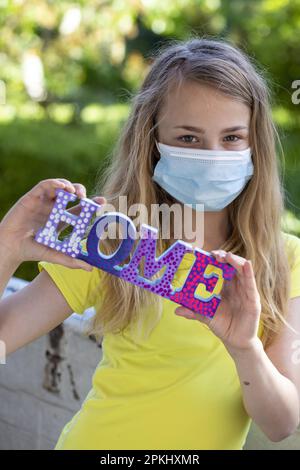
[1,108,300,282]
[1,0,300,281]
[0,104,129,281]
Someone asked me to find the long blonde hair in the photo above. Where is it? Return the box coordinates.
[88,36,291,349]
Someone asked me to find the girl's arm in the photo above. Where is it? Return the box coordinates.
[0,253,74,356]
[228,306,300,442]
[175,250,300,442]
[0,179,103,358]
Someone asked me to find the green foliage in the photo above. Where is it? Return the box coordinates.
[0,111,127,281]
[1,0,300,281]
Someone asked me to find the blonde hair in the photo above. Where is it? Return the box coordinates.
[88,36,291,349]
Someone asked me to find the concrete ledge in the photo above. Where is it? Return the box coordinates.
[0,276,102,449]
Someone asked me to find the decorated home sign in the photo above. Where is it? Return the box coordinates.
[35,189,236,318]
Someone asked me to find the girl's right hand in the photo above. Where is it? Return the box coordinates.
[0,178,106,271]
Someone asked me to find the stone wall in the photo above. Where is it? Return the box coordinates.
[0,277,299,449]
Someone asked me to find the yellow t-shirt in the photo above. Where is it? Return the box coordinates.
[37,231,300,450]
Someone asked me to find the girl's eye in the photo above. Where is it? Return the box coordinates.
[178,135,199,143]
[223,135,241,142]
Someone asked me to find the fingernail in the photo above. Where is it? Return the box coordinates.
[211,250,220,256]
[79,263,91,270]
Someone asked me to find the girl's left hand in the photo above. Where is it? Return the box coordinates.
[174,250,262,354]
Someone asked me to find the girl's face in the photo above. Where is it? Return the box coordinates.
[156,80,251,151]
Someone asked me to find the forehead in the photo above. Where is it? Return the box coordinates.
[157,79,250,130]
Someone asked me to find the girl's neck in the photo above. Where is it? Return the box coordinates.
[180,205,230,252]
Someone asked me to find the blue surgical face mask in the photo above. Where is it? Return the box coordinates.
[152,140,254,212]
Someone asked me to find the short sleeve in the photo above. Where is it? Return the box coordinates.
[283,232,300,298]
[37,261,104,314]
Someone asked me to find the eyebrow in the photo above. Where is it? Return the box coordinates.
[173,125,248,133]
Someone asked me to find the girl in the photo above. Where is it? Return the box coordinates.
[0,37,300,450]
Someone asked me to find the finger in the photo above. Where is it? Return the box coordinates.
[175,306,212,327]
[55,179,77,196]
[93,196,107,205]
[220,279,232,299]
[227,252,247,264]
[211,249,247,265]
[175,306,196,318]
[243,260,259,300]
[211,250,246,290]
[224,252,247,278]
[72,183,87,199]
[26,179,67,202]
[27,179,86,208]
[40,246,93,271]
[44,179,87,201]
[211,249,227,263]
[55,181,87,202]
